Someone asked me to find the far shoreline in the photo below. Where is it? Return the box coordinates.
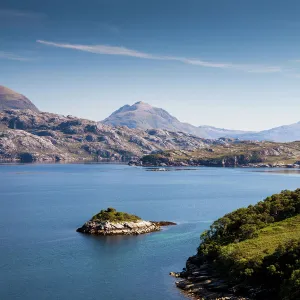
[1,161,300,175]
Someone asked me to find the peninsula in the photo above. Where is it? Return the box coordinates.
[173,189,300,300]
[76,208,176,235]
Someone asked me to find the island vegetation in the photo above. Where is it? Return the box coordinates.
[177,189,300,299]
[91,207,141,222]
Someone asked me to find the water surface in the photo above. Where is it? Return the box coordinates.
[1,164,299,300]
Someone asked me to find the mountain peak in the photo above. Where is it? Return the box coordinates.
[134,101,150,105]
[0,85,39,112]
[102,101,179,130]
[0,85,15,95]
[102,102,260,139]
[102,102,236,139]
[132,101,153,109]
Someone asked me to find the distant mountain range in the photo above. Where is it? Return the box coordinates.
[102,101,300,142]
[0,109,231,163]
[0,85,39,113]
[1,85,300,143]
[235,123,300,143]
[2,108,300,167]
[102,101,249,139]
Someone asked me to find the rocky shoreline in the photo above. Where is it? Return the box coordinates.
[129,160,300,169]
[171,256,251,300]
[77,220,176,235]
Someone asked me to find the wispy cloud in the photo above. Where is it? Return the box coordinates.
[0,51,30,61]
[37,40,156,59]
[0,9,46,19]
[37,40,281,73]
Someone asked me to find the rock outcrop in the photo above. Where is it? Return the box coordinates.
[172,256,251,300]
[77,220,161,235]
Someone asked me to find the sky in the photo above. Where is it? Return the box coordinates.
[1,0,300,131]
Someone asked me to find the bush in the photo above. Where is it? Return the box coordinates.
[91,208,141,223]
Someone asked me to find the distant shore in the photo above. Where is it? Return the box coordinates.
[2,159,300,171]
[129,160,300,169]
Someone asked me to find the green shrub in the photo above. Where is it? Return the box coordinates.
[91,208,141,223]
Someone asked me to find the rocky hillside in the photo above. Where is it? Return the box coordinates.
[102,101,249,139]
[0,109,219,162]
[0,86,39,112]
[2,109,300,165]
[139,141,300,167]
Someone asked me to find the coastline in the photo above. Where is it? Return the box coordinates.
[77,219,177,236]
[2,158,300,171]
[171,256,251,300]
[129,159,300,169]
[0,159,129,165]
[173,189,300,300]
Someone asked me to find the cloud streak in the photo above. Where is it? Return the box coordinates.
[0,9,46,19]
[0,51,30,61]
[37,40,281,73]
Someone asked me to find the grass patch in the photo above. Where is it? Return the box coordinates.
[222,215,300,262]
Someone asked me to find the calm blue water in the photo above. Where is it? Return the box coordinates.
[0,164,300,300]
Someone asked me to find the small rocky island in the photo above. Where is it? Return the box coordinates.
[77,208,176,235]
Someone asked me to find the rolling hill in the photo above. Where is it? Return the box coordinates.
[0,85,39,112]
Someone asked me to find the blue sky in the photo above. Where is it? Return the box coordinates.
[1,0,300,130]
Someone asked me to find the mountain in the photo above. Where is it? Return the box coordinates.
[102,101,250,139]
[2,85,299,143]
[0,109,221,162]
[0,85,39,112]
[237,122,300,142]
[197,125,252,139]
[103,102,300,142]
[102,101,191,131]
[1,109,300,166]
